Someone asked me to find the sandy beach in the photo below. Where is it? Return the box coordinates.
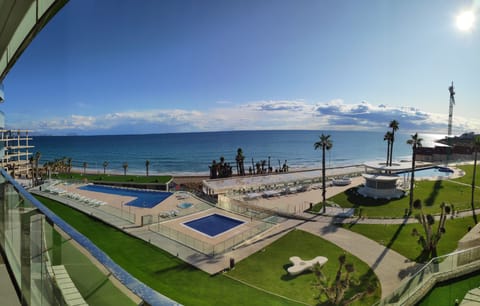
[68,165,365,193]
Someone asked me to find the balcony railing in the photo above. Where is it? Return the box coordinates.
[375,245,480,305]
[0,169,180,306]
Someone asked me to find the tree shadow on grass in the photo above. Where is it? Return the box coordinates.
[424,180,443,206]
[321,218,341,235]
[370,217,409,272]
[344,187,404,208]
[398,260,423,279]
[414,250,431,263]
[354,268,380,296]
[153,262,197,275]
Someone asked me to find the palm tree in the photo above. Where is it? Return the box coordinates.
[29,156,34,184]
[407,133,423,212]
[67,157,72,173]
[122,162,128,176]
[61,156,68,173]
[314,134,333,214]
[235,148,245,176]
[384,131,393,166]
[102,161,109,174]
[389,120,399,166]
[411,199,451,259]
[34,151,41,185]
[471,135,480,224]
[145,160,150,176]
[82,162,88,175]
[44,161,52,180]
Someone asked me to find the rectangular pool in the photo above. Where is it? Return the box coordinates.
[79,184,172,208]
[183,214,245,237]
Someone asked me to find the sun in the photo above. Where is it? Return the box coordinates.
[456,10,475,31]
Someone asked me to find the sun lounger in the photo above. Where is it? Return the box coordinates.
[51,265,88,306]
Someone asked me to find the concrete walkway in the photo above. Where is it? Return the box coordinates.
[298,216,419,299]
[0,256,20,306]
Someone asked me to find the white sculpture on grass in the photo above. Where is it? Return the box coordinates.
[287,256,328,275]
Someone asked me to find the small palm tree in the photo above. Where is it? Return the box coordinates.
[61,156,68,173]
[34,151,41,185]
[407,133,423,212]
[411,199,451,259]
[389,120,399,166]
[145,160,150,176]
[102,161,109,175]
[67,157,72,173]
[122,162,128,176]
[471,135,480,224]
[314,134,333,213]
[235,148,245,176]
[313,254,374,305]
[82,162,88,175]
[29,156,34,184]
[384,131,393,167]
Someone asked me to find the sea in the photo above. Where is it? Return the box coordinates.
[32,130,446,176]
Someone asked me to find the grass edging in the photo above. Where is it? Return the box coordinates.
[223,273,310,306]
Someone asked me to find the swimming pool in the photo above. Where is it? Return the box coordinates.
[399,166,454,178]
[177,202,193,209]
[79,184,172,208]
[183,214,245,237]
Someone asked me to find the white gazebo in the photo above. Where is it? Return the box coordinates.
[357,160,422,200]
[358,173,404,199]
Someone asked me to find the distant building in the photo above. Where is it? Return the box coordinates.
[416,132,477,163]
[0,111,33,179]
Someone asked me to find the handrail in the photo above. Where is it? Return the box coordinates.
[375,245,480,305]
[1,169,180,306]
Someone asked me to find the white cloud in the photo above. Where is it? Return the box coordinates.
[14,99,480,135]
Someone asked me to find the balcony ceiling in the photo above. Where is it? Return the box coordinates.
[0,0,67,82]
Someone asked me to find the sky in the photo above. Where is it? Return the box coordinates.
[1,0,479,135]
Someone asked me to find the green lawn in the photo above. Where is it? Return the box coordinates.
[37,195,381,305]
[227,229,381,306]
[454,165,479,186]
[418,271,480,306]
[50,172,172,184]
[325,179,480,218]
[342,217,476,262]
[37,195,302,306]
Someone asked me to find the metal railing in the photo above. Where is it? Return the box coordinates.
[375,246,480,305]
[151,220,274,256]
[0,169,180,306]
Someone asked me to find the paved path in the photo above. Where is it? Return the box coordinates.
[298,216,419,299]
[0,256,20,306]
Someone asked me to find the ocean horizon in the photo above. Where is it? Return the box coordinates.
[32,130,447,176]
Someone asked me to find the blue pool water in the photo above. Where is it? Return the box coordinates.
[79,184,172,208]
[399,166,454,178]
[183,214,245,237]
[177,202,193,209]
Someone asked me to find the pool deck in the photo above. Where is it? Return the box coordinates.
[48,183,210,226]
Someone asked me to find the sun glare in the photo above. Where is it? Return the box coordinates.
[456,10,475,31]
